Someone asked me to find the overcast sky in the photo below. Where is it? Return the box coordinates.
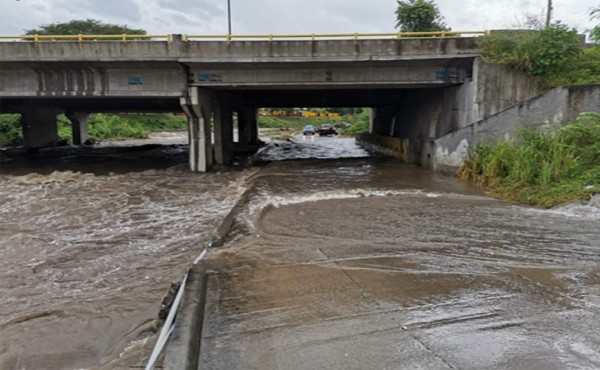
[0,0,597,36]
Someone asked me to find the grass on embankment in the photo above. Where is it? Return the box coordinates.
[458,112,600,208]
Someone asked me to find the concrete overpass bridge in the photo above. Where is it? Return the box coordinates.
[0,32,544,171]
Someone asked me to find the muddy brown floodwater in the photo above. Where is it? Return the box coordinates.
[1,134,599,369]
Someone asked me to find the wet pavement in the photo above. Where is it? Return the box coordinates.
[1,133,599,369]
[201,136,600,369]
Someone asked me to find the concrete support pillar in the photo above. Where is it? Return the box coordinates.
[370,106,398,136]
[181,87,213,172]
[65,111,90,145]
[237,107,258,147]
[213,96,234,165]
[249,108,259,145]
[20,107,62,148]
[235,109,246,146]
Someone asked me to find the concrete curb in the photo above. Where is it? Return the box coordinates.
[211,182,255,248]
[163,264,208,370]
[160,177,256,369]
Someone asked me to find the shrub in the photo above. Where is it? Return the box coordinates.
[0,114,23,146]
[458,112,600,207]
[87,114,149,140]
[480,23,593,87]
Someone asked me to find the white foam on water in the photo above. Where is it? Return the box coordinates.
[248,188,425,214]
[526,202,600,220]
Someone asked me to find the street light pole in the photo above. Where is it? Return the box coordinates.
[227,0,232,36]
[545,0,552,28]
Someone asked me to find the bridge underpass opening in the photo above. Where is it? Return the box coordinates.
[185,82,473,172]
[253,106,371,163]
[0,83,465,175]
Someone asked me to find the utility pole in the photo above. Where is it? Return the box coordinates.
[545,0,553,28]
[227,0,232,36]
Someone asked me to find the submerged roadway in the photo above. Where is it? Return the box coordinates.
[0,133,598,369]
[191,135,600,369]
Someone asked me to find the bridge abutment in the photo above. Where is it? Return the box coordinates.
[359,59,543,170]
[20,107,62,148]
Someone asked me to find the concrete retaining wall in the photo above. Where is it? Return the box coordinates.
[434,84,600,173]
[367,58,542,169]
[356,133,410,161]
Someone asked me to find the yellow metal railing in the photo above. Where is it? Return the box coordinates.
[0,34,171,42]
[0,31,488,43]
[183,31,489,41]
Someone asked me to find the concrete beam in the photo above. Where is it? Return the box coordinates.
[20,107,62,148]
[65,111,90,145]
[0,37,480,63]
[187,62,471,89]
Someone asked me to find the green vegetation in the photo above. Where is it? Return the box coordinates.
[339,109,370,135]
[259,116,307,130]
[258,109,371,138]
[458,112,600,208]
[0,113,186,146]
[25,19,146,35]
[0,114,22,146]
[480,22,600,88]
[544,47,600,87]
[395,0,449,32]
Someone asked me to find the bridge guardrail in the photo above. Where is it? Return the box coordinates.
[183,31,488,41]
[0,31,488,43]
[0,34,171,42]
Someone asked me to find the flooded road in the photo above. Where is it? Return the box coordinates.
[202,135,600,369]
[1,133,599,369]
[0,138,254,369]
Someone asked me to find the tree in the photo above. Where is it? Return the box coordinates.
[395,0,449,32]
[529,22,581,76]
[592,6,600,20]
[24,19,146,35]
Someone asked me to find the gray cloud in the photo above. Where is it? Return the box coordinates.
[86,0,142,22]
[0,0,596,36]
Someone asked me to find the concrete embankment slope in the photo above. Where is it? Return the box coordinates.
[434,84,600,172]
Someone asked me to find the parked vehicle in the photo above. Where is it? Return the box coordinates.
[317,124,337,136]
[303,125,316,135]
